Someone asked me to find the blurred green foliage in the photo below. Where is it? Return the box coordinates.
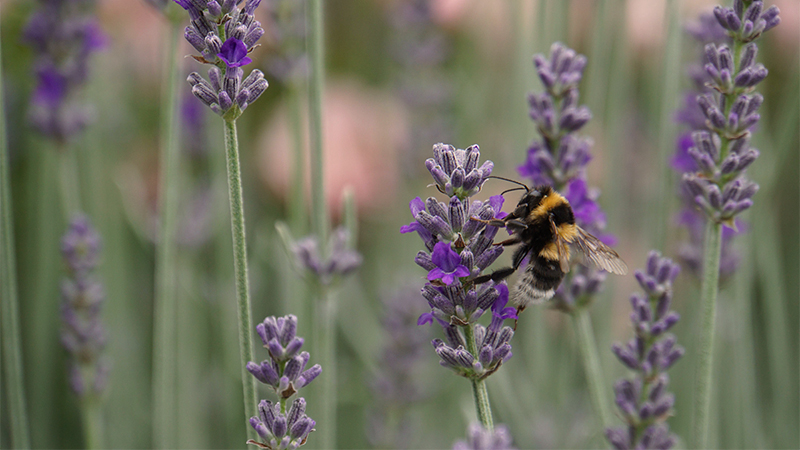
[1,0,797,448]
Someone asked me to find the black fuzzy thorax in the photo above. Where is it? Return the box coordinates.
[512,185,575,261]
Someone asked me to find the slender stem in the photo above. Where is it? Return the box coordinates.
[313,285,337,449]
[287,84,306,233]
[0,11,31,447]
[692,220,722,449]
[652,0,681,251]
[223,118,258,438]
[307,1,335,447]
[572,308,613,430]
[307,0,327,246]
[58,147,81,219]
[81,398,104,450]
[152,18,183,449]
[464,324,494,430]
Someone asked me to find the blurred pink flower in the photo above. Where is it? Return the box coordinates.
[258,80,408,215]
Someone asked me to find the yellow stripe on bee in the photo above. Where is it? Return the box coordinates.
[558,223,578,242]
[530,192,567,220]
[539,242,562,261]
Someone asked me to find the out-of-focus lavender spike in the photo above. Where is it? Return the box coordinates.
[606,252,682,449]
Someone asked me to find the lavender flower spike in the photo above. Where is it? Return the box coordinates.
[60,214,109,398]
[681,4,779,448]
[606,251,682,449]
[291,226,362,285]
[247,315,318,448]
[248,398,315,450]
[23,0,106,142]
[176,0,269,120]
[404,143,517,431]
[247,315,321,400]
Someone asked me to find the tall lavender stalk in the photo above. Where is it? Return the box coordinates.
[60,215,109,449]
[517,42,616,429]
[23,3,106,446]
[673,2,780,447]
[0,13,31,448]
[173,0,269,439]
[149,3,184,447]
[606,251,683,449]
[402,144,518,432]
[304,0,336,447]
[23,0,105,217]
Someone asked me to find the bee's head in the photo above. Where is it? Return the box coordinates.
[522,185,575,226]
[513,185,552,216]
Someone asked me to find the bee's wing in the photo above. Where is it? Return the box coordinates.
[573,226,628,275]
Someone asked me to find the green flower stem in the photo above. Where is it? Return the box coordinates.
[313,285,337,449]
[152,18,182,449]
[308,0,328,245]
[692,220,722,449]
[652,0,682,251]
[572,308,613,429]
[58,146,81,219]
[81,398,104,450]
[287,84,306,233]
[223,118,258,438]
[464,324,494,430]
[692,34,744,449]
[307,0,336,447]
[0,12,31,447]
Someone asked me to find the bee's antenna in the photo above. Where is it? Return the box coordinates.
[486,176,530,191]
[500,186,527,197]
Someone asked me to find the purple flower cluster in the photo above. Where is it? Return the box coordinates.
[248,398,315,450]
[452,423,516,450]
[679,2,778,225]
[516,43,613,312]
[673,1,780,278]
[23,0,106,143]
[175,0,269,120]
[292,227,362,285]
[432,319,513,380]
[246,315,318,448]
[606,252,684,450]
[59,214,109,398]
[247,315,321,399]
[262,0,309,85]
[402,143,516,379]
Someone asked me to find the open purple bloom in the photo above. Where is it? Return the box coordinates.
[32,68,67,107]
[491,283,517,324]
[218,38,253,68]
[427,242,470,285]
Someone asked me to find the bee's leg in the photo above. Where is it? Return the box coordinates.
[474,244,531,284]
[513,305,526,331]
[473,267,516,284]
[469,217,507,227]
[511,244,531,269]
[493,234,522,247]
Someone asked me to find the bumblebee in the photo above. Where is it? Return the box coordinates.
[474,184,627,310]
